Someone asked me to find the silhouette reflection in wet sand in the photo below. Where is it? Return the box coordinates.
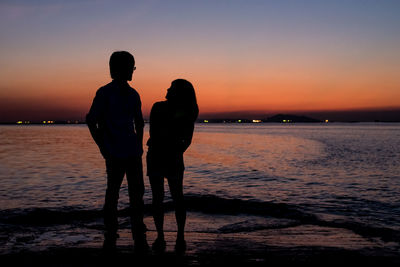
[146,79,199,253]
[86,51,148,253]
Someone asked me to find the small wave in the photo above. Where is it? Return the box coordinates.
[217,218,300,234]
[175,194,400,243]
[0,195,314,226]
[317,220,400,244]
[0,207,102,226]
[183,194,317,222]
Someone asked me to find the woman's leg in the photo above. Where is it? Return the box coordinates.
[149,175,165,240]
[167,173,186,242]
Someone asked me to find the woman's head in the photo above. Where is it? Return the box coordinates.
[166,79,199,120]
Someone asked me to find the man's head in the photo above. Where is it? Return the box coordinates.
[109,51,135,81]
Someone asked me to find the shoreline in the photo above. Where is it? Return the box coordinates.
[1,234,399,267]
[2,212,399,266]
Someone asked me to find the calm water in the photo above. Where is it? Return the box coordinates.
[0,123,399,252]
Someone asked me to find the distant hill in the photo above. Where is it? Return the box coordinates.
[197,108,400,122]
[266,114,321,123]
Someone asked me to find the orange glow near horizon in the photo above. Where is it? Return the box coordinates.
[1,71,399,121]
[1,65,400,118]
[2,49,399,120]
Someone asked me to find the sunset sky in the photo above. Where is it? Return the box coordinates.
[1,0,399,121]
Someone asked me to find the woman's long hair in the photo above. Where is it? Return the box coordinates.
[166,79,199,122]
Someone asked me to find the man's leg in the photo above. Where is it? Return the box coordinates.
[104,157,125,246]
[125,156,147,249]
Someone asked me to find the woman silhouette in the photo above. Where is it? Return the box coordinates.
[146,79,198,252]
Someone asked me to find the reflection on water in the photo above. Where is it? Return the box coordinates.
[0,124,399,231]
[0,125,106,209]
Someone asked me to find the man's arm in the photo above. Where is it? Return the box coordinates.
[134,95,145,153]
[86,90,107,157]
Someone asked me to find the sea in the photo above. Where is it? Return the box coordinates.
[0,123,399,254]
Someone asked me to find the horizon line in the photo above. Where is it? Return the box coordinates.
[1,107,400,123]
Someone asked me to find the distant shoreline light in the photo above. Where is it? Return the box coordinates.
[14,120,83,125]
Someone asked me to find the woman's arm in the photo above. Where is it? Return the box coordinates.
[180,121,195,152]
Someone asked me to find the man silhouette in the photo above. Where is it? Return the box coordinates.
[86,51,147,252]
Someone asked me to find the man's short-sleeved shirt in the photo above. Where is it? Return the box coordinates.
[87,80,144,158]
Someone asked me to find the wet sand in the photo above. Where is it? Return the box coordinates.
[2,212,399,266]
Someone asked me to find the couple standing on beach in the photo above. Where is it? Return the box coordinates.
[86,51,199,253]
